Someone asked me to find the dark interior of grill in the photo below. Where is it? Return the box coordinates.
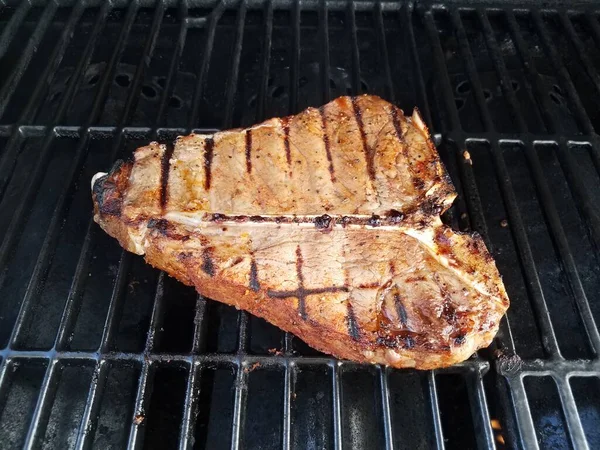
[1,0,600,448]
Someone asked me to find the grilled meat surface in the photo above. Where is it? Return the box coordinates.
[92,95,509,369]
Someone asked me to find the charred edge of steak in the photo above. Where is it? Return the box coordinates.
[93,159,131,217]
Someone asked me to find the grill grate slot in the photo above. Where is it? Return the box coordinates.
[0,1,600,449]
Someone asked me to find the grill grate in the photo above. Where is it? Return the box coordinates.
[0,1,600,448]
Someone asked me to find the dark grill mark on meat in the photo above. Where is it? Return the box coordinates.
[282,116,292,167]
[295,245,306,319]
[160,144,175,210]
[390,106,405,149]
[202,247,215,276]
[394,293,409,328]
[347,302,361,341]
[351,96,374,181]
[204,137,214,190]
[249,256,260,292]
[245,129,253,174]
[318,106,336,183]
[390,106,423,192]
[358,282,381,289]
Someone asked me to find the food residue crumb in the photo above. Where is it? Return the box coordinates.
[268,348,284,356]
[463,150,472,165]
[134,414,144,425]
[244,362,261,373]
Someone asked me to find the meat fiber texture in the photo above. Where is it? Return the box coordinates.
[92,95,509,369]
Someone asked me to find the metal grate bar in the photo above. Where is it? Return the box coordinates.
[188,1,225,130]
[178,362,201,450]
[379,366,395,450]
[489,139,561,357]
[332,362,343,450]
[444,11,491,238]
[467,369,497,450]
[119,1,168,126]
[222,0,247,129]
[319,0,331,104]
[71,252,134,448]
[478,9,528,133]
[501,10,556,133]
[584,14,600,64]
[0,359,12,424]
[282,360,293,450]
[155,2,189,126]
[450,10,494,131]
[177,293,206,448]
[55,223,96,350]
[428,372,446,450]
[530,10,594,134]
[20,1,87,124]
[73,361,110,450]
[191,296,208,354]
[374,2,394,102]
[0,0,30,59]
[22,360,62,449]
[0,349,491,370]
[559,13,600,105]
[346,1,361,94]
[230,313,249,450]
[423,11,461,130]
[405,5,433,127]
[255,0,273,121]
[522,140,600,354]
[554,376,589,450]
[554,139,600,251]
[99,253,134,353]
[288,0,300,113]
[127,362,157,450]
[230,362,248,450]
[506,376,539,449]
[126,269,166,450]
[0,1,58,119]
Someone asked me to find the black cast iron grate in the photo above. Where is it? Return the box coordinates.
[0,0,600,448]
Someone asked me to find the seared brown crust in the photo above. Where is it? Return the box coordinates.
[91,95,509,369]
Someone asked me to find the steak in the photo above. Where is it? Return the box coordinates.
[92,95,509,369]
